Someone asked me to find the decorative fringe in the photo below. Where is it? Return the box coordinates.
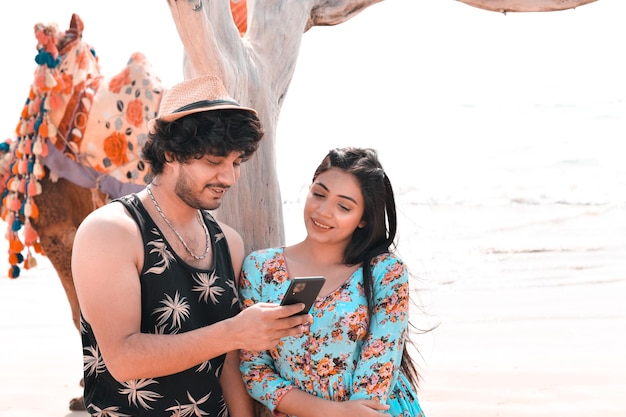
[24,251,38,269]
[1,21,66,278]
[8,265,20,279]
[23,222,39,246]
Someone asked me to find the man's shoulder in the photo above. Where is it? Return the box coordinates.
[78,198,139,237]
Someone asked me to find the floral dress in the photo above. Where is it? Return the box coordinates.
[239,247,425,417]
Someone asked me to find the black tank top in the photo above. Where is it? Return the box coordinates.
[81,193,240,416]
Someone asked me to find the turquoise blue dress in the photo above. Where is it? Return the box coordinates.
[239,247,425,417]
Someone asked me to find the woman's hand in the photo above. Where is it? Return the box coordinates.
[330,399,391,416]
[278,391,391,417]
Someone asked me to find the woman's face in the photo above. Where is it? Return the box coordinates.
[304,167,365,246]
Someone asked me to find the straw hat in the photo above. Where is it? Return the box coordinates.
[147,75,256,131]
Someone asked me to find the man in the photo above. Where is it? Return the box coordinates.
[72,75,310,417]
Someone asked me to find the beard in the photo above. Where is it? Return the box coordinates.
[173,172,229,211]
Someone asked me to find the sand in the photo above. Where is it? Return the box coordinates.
[1,203,625,416]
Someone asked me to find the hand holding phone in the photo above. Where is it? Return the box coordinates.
[280,276,325,315]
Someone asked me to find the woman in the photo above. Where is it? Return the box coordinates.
[238,147,425,417]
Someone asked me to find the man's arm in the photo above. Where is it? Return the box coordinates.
[220,350,255,417]
[72,202,310,383]
[217,220,254,416]
[217,219,245,278]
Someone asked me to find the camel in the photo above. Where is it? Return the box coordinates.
[0,0,597,414]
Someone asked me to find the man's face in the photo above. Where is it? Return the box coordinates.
[173,151,246,211]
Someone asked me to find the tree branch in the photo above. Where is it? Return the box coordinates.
[307,0,383,29]
[456,0,598,13]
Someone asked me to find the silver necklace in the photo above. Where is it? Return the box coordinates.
[146,184,210,260]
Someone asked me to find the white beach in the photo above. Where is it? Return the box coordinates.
[1,202,625,416]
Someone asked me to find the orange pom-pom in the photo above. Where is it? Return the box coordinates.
[31,200,39,218]
[26,199,39,219]
[9,235,24,253]
[33,241,44,255]
[7,177,17,192]
[38,120,48,138]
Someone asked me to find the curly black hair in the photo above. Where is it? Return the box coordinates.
[141,109,264,177]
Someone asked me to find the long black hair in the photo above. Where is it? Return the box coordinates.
[312,147,421,388]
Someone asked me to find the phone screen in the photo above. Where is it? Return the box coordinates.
[280,276,326,315]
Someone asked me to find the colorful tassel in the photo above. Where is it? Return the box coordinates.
[32,139,43,155]
[44,71,57,88]
[46,122,57,140]
[9,265,20,278]
[10,197,22,213]
[7,178,18,192]
[38,120,48,138]
[24,222,39,246]
[24,252,37,269]
[27,199,39,219]
[33,241,44,255]
[33,160,45,179]
[9,236,24,253]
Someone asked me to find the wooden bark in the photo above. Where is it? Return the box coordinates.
[166,0,383,254]
[456,0,598,13]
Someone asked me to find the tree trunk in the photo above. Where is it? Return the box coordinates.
[167,0,383,254]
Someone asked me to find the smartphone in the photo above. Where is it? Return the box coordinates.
[280,276,326,315]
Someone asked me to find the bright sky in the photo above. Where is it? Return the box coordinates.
[1,0,624,198]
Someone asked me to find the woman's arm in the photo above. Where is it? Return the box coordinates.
[238,251,298,412]
[350,254,410,402]
[276,389,389,417]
